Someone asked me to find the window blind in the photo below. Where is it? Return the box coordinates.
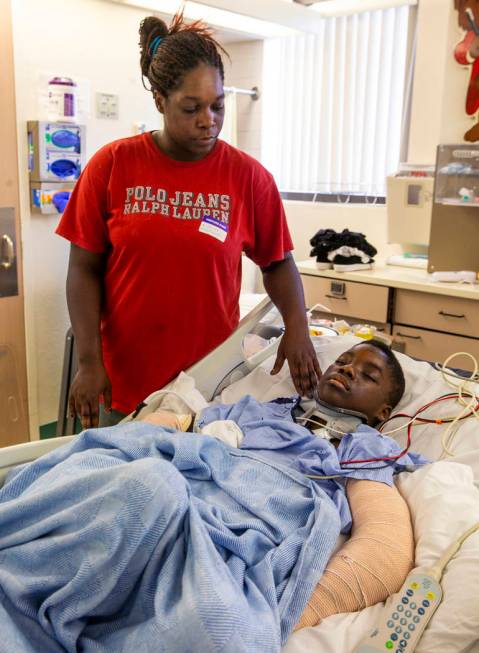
[261,5,414,198]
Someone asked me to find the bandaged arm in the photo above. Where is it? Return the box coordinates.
[296,479,414,629]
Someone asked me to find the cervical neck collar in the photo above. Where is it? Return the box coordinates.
[302,398,369,439]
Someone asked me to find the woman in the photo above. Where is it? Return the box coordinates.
[56,11,320,429]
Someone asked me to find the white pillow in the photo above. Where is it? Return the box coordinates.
[284,461,479,653]
[396,462,479,652]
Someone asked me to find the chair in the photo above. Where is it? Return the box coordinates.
[56,328,79,436]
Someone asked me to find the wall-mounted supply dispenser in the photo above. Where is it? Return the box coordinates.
[27,120,85,214]
[30,182,75,214]
[386,164,435,247]
[47,77,77,122]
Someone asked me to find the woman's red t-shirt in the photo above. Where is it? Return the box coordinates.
[56,134,293,413]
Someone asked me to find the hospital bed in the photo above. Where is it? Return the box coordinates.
[1,297,479,653]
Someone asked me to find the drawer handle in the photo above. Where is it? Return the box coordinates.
[438,310,465,319]
[325,294,347,300]
[396,332,422,340]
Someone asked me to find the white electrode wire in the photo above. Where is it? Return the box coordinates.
[435,352,479,458]
[433,364,479,383]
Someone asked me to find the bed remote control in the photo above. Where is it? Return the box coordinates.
[353,572,442,653]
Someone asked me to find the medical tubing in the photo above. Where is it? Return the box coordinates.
[304,391,479,479]
[436,352,479,457]
[428,522,479,581]
[343,391,478,466]
[434,352,479,382]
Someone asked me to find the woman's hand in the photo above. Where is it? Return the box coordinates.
[270,327,321,398]
[261,254,321,397]
[69,362,112,429]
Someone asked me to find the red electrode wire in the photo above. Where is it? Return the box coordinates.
[339,393,479,467]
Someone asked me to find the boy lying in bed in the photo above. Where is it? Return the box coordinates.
[144,339,417,631]
[0,341,418,653]
[294,340,414,629]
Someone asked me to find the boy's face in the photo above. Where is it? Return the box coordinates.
[318,343,394,426]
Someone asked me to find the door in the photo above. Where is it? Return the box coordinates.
[0,0,30,445]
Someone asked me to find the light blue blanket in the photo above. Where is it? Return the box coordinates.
[0,423,341,653]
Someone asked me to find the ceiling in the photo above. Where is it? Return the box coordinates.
[107,0,417,43]
[108,0,315,41]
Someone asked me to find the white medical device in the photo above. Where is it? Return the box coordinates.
[300,398,368,440]
[353,572,442,653]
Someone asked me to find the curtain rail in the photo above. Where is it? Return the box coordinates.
[224,85,260,100]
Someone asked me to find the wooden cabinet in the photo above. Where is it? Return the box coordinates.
[395,289,479,338]
[392,325,479,367]
[299,269,479,371]
[0,0,30,446]
[301,275,391,330]
[393,291,479,370]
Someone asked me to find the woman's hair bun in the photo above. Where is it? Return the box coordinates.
[139,11,227,96]
[139,16,168,77]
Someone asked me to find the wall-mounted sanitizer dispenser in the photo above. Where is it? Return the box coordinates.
[27,121,86,214]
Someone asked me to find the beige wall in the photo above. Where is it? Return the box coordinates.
[408,0,471,163]
[224,40,263,161]
[284,201,392,262]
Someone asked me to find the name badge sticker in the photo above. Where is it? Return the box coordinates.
[198,214,228,242]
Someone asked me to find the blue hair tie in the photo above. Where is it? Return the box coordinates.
[149,36,163,57]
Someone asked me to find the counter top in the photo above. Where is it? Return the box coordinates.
[297,259,479,300]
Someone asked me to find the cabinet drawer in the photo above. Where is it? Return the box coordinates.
[394,289,479,338]
[301,276,390,323]
[392,325,479,370]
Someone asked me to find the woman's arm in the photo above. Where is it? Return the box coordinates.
[296,479,414,629]
[67,243,111,429]
[261,252,321,397]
